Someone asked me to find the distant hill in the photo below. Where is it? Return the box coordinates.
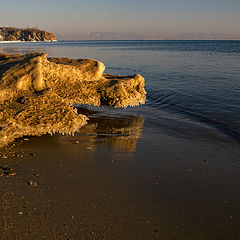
[0,27,56,42]
[56,31,240,41]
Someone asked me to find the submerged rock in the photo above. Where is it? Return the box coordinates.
[0,52,146,147]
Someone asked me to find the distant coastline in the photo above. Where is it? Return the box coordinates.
[0,40,57,43]
[0,27,56,42]
[1,39,239,44]
[55,31,240,41]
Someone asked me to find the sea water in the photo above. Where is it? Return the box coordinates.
[1,40,240,144]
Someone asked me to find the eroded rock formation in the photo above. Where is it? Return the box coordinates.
[0,52,146,147]
[0,27,56,41]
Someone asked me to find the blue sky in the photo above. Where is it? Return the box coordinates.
[1,0,239,39]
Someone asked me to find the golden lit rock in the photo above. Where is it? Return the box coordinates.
[0,52,146,147]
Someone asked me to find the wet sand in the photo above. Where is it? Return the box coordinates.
[1,110,240,240]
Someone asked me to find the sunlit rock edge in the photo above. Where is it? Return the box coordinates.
[0,52,146,147]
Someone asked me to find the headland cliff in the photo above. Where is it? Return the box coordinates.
[0,27,56,42]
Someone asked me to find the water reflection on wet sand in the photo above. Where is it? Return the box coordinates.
[67,112,145,153]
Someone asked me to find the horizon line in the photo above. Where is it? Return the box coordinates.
[57,39,240,41]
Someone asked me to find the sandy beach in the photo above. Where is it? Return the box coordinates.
[1,109,240,240]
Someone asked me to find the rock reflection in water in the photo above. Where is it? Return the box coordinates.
[68,112,145,152]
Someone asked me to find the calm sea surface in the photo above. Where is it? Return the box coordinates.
[1,40,240,143]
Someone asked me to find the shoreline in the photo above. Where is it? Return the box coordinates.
[0,40,57,43]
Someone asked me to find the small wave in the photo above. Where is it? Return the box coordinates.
[146,89,240,142]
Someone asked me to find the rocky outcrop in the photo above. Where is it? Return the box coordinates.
[0,52,146,147]
[0,27,56,41]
